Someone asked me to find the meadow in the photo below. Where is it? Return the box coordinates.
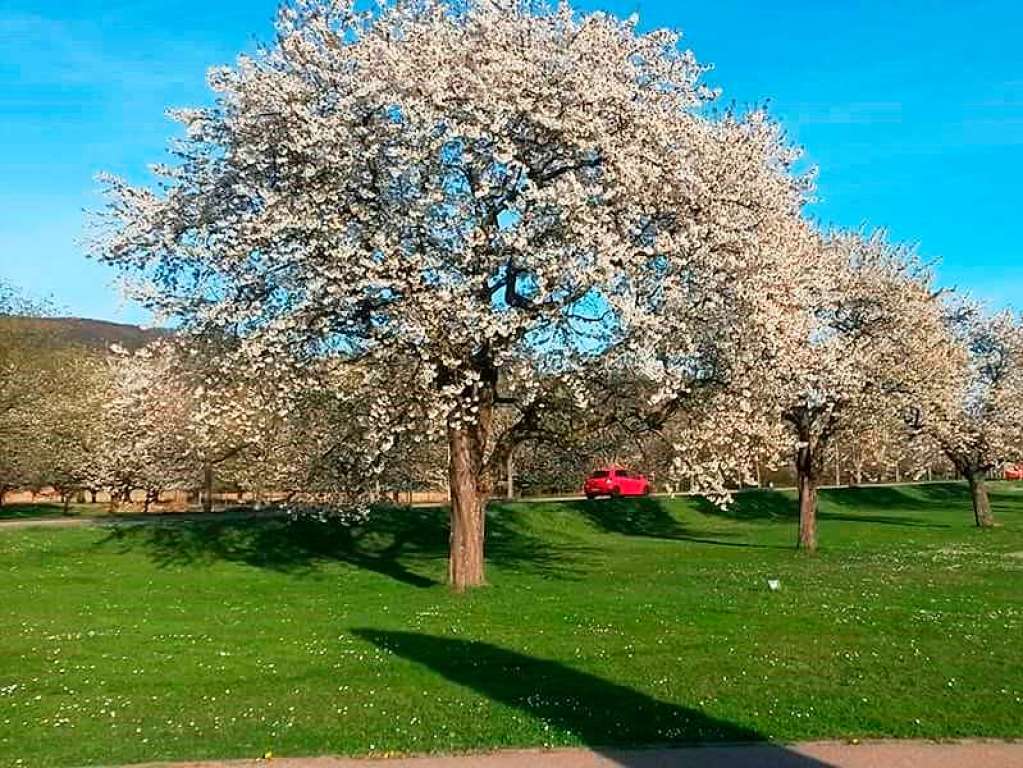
[1,482,1021,767]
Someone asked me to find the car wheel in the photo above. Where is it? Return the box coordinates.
[610,486,621,498]
[585,492,596,500]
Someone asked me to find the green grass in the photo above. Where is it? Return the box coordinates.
[0,502,206,521]
[0,502,120,521]
[1,483,1022,767]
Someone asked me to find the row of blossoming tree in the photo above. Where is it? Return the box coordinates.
[75,0,1023,589]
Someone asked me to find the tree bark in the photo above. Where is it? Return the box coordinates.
[796,440,818,552]
[447,425,487,591]
[966,471,995,528]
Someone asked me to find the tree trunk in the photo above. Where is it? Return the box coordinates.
[796,441,818,552]
[202,465,214,514]
[966,471,995,528]
[447,425,487,591]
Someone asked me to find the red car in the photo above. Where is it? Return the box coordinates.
[1006,465,1023,481]
[584,466,651,499]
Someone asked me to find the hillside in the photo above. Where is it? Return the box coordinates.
[0,315,165,350]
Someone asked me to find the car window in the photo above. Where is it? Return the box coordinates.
[590,470,608,478]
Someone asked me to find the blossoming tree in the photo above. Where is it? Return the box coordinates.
[84,346,196,510]
[93,0,809,588]
[0,282,63,504]
[771,231,951,551]
[910,307,1023,526]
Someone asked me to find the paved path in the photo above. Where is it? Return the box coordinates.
[127,741,1023,768]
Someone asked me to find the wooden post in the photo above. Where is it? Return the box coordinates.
[506,448,515,500]
[446,445,452,503]
[203,464,214,514]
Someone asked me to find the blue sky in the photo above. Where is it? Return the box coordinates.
[1,0,1020,325]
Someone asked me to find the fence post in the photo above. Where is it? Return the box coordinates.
[446,445,452,503]
[506,448,515,500]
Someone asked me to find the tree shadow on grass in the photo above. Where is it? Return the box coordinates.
[569,496,784,549]
[694,490,794,523]
[693,488,952,529]
[354,630,833,767]
[0,502,67,520]
[921,481,1021,519]
[821,486,954,519]
[98,504,588,588]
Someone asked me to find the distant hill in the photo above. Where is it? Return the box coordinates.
[0,316,166,351]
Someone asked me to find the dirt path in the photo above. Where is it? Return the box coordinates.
[124,741,1023,768]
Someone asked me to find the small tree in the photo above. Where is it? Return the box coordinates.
[911,308,1023,527]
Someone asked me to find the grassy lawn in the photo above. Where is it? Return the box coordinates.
[1,482,1022,767]
[0,503,91,521]
[0,503,190,521]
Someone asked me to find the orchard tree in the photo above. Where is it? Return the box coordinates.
[0,281,60,503]
[32,351,109,511]
[85,346,194,510]
[831,410,925,486]
[93,0,810,588]
[910,308,1023,527]
[171,340,277,512]
[772,231,950,551]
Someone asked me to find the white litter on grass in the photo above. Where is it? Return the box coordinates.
[767,579,781,591]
